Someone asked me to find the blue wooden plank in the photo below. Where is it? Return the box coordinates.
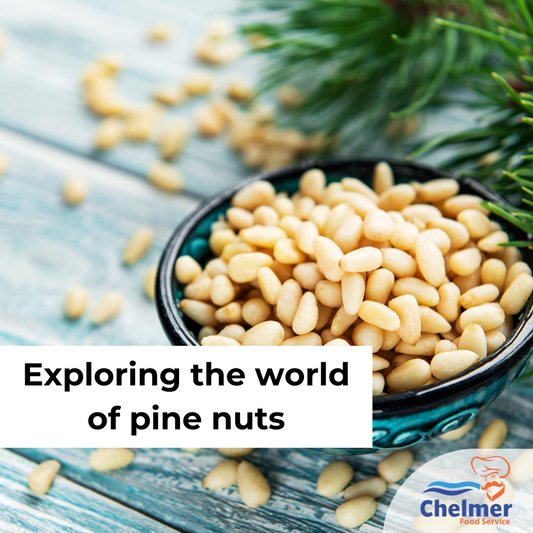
[0,127,198,346]
[14,384,533,533]
[0,449,182,533]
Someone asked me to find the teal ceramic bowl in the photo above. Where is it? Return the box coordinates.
[155,158,533,452]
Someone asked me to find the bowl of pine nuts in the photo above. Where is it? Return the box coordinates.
[156,158,533,451]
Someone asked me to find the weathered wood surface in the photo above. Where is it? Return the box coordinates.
[14,382,533,533]
[0,449,181,533]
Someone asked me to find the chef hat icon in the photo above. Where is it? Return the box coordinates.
[471,456,510,479]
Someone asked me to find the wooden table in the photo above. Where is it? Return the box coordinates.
[1,0,532,531]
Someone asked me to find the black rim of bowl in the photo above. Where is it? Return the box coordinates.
[156,157,533,420]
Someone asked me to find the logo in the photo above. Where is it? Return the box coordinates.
[471,456,510,502]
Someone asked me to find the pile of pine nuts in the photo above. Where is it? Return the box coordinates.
[177,163,533,394]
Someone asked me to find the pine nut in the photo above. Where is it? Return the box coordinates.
[352,323,383,352]
[210,275,236,306]
[416,228,451,254]
[300,168,326,201]
[93,116,125,149]
[341,272,365,315]
[439,418,475,441]
[292,292,319,334]
[501,273,533,315]
[363,209,394,242]
[227,207,254,230]
[232,181,276,211]
[419,306,451,334]
[282,332,323,346]
[389,295,421,345]
[240,225,286,249]
[372,161,394,195]
[382,330,400,350]
[386,358,431,391]
[214,302,242,324]
[382,248,417,278]
[373,371,385,395]
[454,267,483,294]
[378,184,417,211]
[486,330,506,354]
[237,461,271,508]
[217,448,254,457]
[395,333,439,356]
[309,204,331,233]
[184,71,213,96]
[242,321,284,346]
[153,84,188,106]
[457,209,491,240]
[227,79,254,102]
[28,460,61,496]
[317,461,354,497]
[228,252,273,283]
[201,335,241,346]
[435,339,457,354]
[449,248,482,276]
[478,419,507,449]
[416,242,445,287]
[390,221,419,250]
[418,178,459,203]
[458,324,487,360]
[325,203,354,239]
[316,303,333,330]
[393,277,440,307]
[427,218,470,248]
[402,204,442,223]
[203,460,238,489]
[313,236,344,281]
[293,262,325,291]
[63,174,89,205]
[295,221,320,254]
[378,450,413,482]
[340,246,383,274]
[431,350,478,380]
[372,354,390,371]
[365,269,395,304]
[277,279,302,326]
[460,304,505,331]
[147,23,174,41]
[460,284,499,309]
[89,449,134,472]
[315,280,343,308]
[148,161,184,192]
[198,326,217,343]
[343,477,387,501]
[218,324,246,343]
[279,215,301,237]
[184,274,212,301]
[242,298,271,326]
[65,285,89,319]
[221,242,257,262]
[359,301,401,331]
[331,306,359,336]
[336,497,377,529]
[477,230,509,252]
[510,450,533,483]
[444,194,488,216]
[502,246,522,268]
[196,104,226,137]
[257,267,282,304]
[0,152,8,176]
[123,227,154,265]
[91,291,123,324]
[175,256,202,284]
[504,261,531,291]
[274,238,306,264]
[205,259,229,278]
[342,177,379,202]
[159,119,189,160]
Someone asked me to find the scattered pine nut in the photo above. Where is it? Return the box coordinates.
[94,117,125,149]
[317,461,354,497]
[0,152,8,176]
[439,418,475,441]
[237,461,271,508]
[28,460,61,496]
[510,450,533,483]
[277,85,304,108]
[478,419,508,450]
[343,477,387,501]
[153,85,188,106]
[336,497,377,529]
[148,161,184,193]
[227,79,254,102]
[0,32,9,55]
[196,104,226,137]
[64,285,89,319]
[184,72,213,96]
[377,450,413,483]
[146,23,174,42]
[91,291,123,325]
[203,460,238,489]
[216,448,255,457]
[159,119,189,160]
[144,265,158,301]
[63,174,89,205]
[123,227,154,265]
[89,448,134,471]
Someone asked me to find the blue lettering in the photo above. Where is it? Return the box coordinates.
[435,500,447,517]
[504,504,513,516]
[491,504,501,517]
[448,503,460,517]
[421,501,433,517]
